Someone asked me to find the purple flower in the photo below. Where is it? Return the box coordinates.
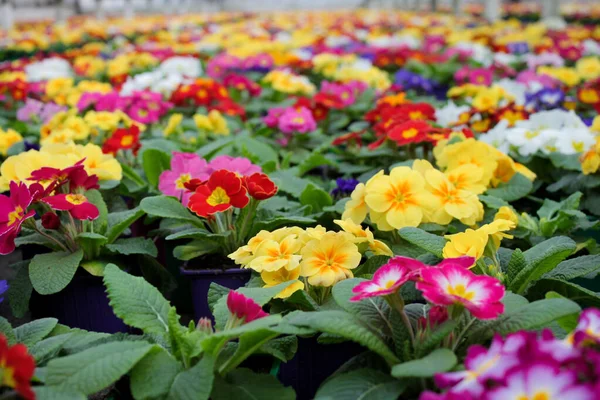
[331,178,359,197]
[0,280,7,303]
[16,99,44,122]
[40,103,67,123]
[395,69,435,93]
[507,42,529,54]
[525,88,565,111]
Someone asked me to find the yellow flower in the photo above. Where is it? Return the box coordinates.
[334,218,393,256]
[229,230,275,266]
[63,116,91,140]
[164,113,183,137]
[342,171,386,224]
[591,116,600,134]
[207,110,229,135]
[581,149,600,175]
[193,114,213,131]
[514,163,537,181]
[43,142,122,181]
[412,159,435,176]
[443,229,488,261]
[0,150,71,191]
[479,219,516,248]
[45,77,74,102]
[248,234,302,272]
[364,166,430,230]
[40,129,76,146]
[300,231,361,287]
[445,164,487,195]
[576,57,600,81]
[298,225,327,245]
[422,169,484,226]
[495,206,519,226]
[0,129,23,156]
[84,111,120,131]
[261,266,304,299]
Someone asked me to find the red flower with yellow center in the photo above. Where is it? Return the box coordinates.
[188,170,249,217]
[43,193,100,221]
[0,182,36,255]
[388,120,431,146]
[0,334,35,400]
[578,88,600,104]
[102,125,141,155]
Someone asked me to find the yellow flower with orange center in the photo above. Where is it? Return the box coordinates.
[494,206,519,226]
[300,231,361,287]
[261,266,305,299]
[443,229,488,261]
[333,218,393,256]
[248,234,302,272]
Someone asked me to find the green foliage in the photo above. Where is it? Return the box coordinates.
[142,148,171,189]
[212,368,295,400]
[315,368,406,400]
[398,227,445,258]
[29,250,84,295]
[391,348,457,378]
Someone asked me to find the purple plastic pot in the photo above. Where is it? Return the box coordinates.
[180,267,251,321]
[30,273,128,333]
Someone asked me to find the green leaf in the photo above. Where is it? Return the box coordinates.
[398,227,445,258]
[173,240,220,261]
[130,347,183,400]
[0,317,15,345]
[167,307,204,366]
[196,136,234,158]
[142,148,171,189]
[84,189,108,234]
[8,261,32,318]
[529,278,600,308]
[300,184,333,213]
[167,355,214,400]
[315,368,405,400]
[46,341,154,395]
[478,194,509,209]
[353,256,391,276]
[30,334,73,364]
[284,311,399,365]
[106,207,146,243]
[391,348,457,378]
[33,386,86,400]
[138,254,177,296]
[543,255,600,281]
[486,172,533,201]
[212,368,295,400]
[298,152,335,176]
[236,136,278,165]
[510,237,576,294]
[505,249,526,284]
[103,264,172,337]
[415,320,459,358]
[141,196,202,225]
[284,290,319,311]
[218,329,279,374]
[270,169,311,198]
[259,336,297,362]
[29,250,84,295]
[75,233,107,259]
[80,259,110,277]
[106,237,158,257]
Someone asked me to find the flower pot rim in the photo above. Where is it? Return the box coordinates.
[179,266,252,276]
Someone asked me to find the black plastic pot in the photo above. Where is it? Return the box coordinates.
[180,267,251,321]
[278,337,364,400]
[30,273,128,333]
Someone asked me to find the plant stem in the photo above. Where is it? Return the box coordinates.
[451,317,476,352]
[33,226,69,252]
[386,293,416,347]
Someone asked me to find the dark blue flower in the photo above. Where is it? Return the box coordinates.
[0,280,8,303]
[507,42,529,55]
[525,88,565,111]
[332,178,359,198]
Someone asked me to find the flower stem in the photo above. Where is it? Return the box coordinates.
[32,225,69,252]
[451,316,476,352]
[386,293,416,348]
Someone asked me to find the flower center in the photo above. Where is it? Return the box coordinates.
[402,128,418,139]
[120,135,134,147]
[446,283,475,301]
[518,392,550,400]
[206,186,230,206]
[1,365,17,388]
[292,117,305,124]
[7,205,24,227]
[175,173,191,189]
[66,194,87,205]
[525,130,540,139]
[572,141,585,153]
[384,280,396,289]
[409,111,423,120]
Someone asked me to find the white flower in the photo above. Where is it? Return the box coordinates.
[454,42,492,66]
[515,110,586,131]
[369,34,420,49]
[555,129,596,155]
[434,101,469,128]
[525,52,564,70]
[25,58,73,82]
[158,57,202,78]
[120,70,186,98]
[325,35,352,48]
[583,39,600,56]
[493,52,520,67]
[480,120,510,154]
[505,127,547,156]
[495,78,527,106]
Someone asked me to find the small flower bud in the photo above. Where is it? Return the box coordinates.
[41,212,61,230]
[197,317,213,334]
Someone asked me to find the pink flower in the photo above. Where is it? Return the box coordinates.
[158,152,211,205]
[227,291,268,323]
[486,362,595,400]
[277,107,317,134]
[43,193,99,221]
[320,81,356,107]
[0,182,36,255]
[350,256,422,301]
[416,264,504,320]
[207,155,261,177]
[467,68,493,86]
[418,305,448,331]
[263,107,286,128]
[573,308,600,346]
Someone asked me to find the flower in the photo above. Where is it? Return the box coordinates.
[388,120,432,146]
[188,170,249,217]
[43,193,100,221]
[164,113,183,136]
[573,308,600,346]
[207,155,261,177]
[364,167,431,230]
[0,280,7,303]
[193,110,230,135]
[300,231,361,287]
[244,173,277,200]
[277,107,317,134]
[226,291,268,324]
[479,219,516,249]
[102,125,141,155]
[0,182,36,255]
[41,212,61,230]
[341,182,368,224]
[0,129,23,157]
[443,229,489,260]
[247,234,302,272]
[333,218,392,256]
[350,256,422,301]
[0,334,35,400]
[261,266,304,299]
[494,206,519,225]
[159,152,210,205]
[417,264,505,319]
[331,178,359,198]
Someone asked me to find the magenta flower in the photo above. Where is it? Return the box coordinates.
[207,155,261,177]
[158,152,211,205]
[573,308,600,346]
[76,92,103,112]
[227,291,268,324]
[321,81,356,107]
[0,182,36,255]
[350,257,422,301]
[467,68,493,86]
[16,99,44,122]
[486,362,595,400]
[277,107,317,134]
[263,107,286,128]
[416,264,504,320]
[43,193,99,221]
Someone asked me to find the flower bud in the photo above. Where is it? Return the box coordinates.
[197,317,213,334]
[41,212,61,230]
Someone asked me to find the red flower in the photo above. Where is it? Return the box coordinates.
[388,120,432,146]
[244,173,277,200]
[0,182,36,255]
[211,99,246,120]
[0,334,35,400]
[41,212,61,230]
[29,159,85,188]
[332,131,364,147]
[42,193,99,221]
[102,125,141,155]
[69,167,99,191]
[183,178,205,193]
[226,291,268,323]
[188,170,249,217]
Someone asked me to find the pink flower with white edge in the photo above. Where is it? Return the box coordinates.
[350,256,422,301]
[0,182,36,255]
[485,362,595,400]
[226,291,268,324]
[435,334,522,396]
[573,308,600,346]
[416,264,505,320]
[158,152,211,205]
